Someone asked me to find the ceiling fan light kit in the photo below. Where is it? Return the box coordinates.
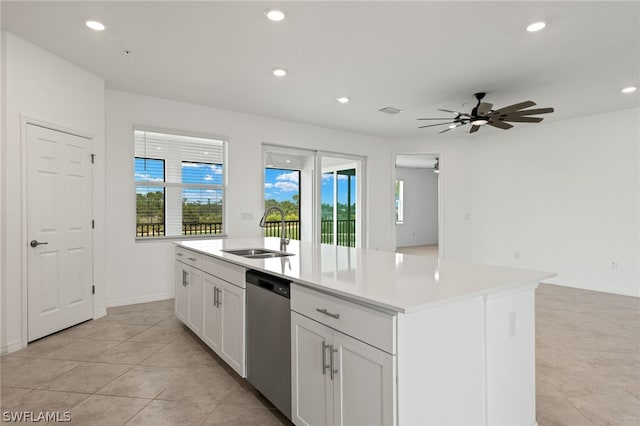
[417,92,554,134]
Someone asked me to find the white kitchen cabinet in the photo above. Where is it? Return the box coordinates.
[291,311,395,426]
[174,263,188,323]
[175,254,203,336]
[186,266,203,336]
[202,272,246,377]
[202,275,221,353]
[175,246,246,377]
[291,312,332,426]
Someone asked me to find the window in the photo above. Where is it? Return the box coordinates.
[263,168,301,240]
[135,129,226,238]
[395,179,404,224]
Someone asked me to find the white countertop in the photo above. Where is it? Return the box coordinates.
[177,238,555,314]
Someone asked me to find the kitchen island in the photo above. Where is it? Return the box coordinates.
[175,237,554,426]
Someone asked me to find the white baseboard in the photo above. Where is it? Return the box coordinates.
[93,308,108,319]
[106,291,174,308]
[543,280,639,298]
[1,339,24,355]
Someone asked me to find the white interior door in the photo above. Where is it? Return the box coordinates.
[27,124,93,341]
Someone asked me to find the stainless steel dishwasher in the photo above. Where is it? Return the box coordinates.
[246,270,292,420]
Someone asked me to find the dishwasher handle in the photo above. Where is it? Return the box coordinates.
[256,279,274,291]
[246,270,291,299]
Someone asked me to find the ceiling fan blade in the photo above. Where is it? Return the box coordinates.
[505,107,555,116]
[417,118,459,120]
[494,101,536,114]
[487,120,514,129]
[438,109,471,117]
[418,121,455,129]
[438,122,469,134]
[477,102,493,116]
[469,124,481,133]
[500,116,544,123]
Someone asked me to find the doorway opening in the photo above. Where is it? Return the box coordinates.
[394,154,439,257]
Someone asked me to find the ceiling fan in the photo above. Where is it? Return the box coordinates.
[417,92,554,134]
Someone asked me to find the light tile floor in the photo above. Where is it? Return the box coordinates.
[396,244,439,257]
[1,284,638,425]
[1,299,288,425]
[535,284,640,425]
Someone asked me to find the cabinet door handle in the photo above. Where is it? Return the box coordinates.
[216,288,222,307]
[321,341,331,375]
[329,345,338,381]
[182,270,187,287]
[213,286,218,307]
[187,257,197,261]
[316,308,340,319]
[177,252,184,257]
[184,271,189,287]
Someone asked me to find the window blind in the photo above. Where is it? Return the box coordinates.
[134,129,227,238]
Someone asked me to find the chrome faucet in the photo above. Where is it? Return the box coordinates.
[259,206,290,252]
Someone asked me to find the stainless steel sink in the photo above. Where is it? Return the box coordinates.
[222,248,294,259]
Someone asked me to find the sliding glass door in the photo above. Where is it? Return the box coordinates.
[318,154,364,248]
[262,145,365,248]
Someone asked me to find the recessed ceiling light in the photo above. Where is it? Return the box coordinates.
[621,86,637,94]
[336,97,350,104]
[85,20,106,31]
[272,68,287,77]
[448,124,457,129]
[471,119,489,126]
[526,21,546,32]
[265,8,285,22]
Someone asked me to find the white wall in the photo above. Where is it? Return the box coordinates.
[469,108,639,297]
[396,166,439,247]
[1,32,105,353]
[105,90,392,306]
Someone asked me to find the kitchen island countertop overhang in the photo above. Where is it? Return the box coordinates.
[176,237,555,314]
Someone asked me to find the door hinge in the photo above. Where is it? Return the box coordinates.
[92,285,95,295]
[91,153,96,164]
[92,220,95,229]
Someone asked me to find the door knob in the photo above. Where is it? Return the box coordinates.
[30,240,48,248]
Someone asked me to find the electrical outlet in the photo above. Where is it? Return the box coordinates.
[611,261,618,270]
[241,212,254,221]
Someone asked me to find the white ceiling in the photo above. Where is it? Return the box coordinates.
[2,1,638,138]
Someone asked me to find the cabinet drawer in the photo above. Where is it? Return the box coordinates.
[291,284,396,354]
[176,247,201,269]
[202,255,246,288]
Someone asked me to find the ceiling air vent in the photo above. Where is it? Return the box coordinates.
[378,106,403,115]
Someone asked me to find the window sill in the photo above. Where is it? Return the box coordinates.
[135,234,228,243]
